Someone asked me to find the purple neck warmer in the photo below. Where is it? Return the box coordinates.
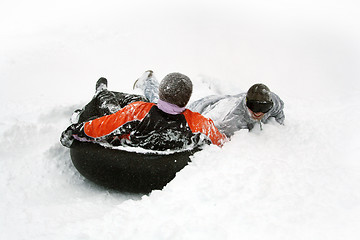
[157,99,186,115]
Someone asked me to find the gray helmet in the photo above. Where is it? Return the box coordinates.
[159,72,193,107]
[246,83,272,102]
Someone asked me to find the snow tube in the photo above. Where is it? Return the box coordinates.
[70,141,198,193]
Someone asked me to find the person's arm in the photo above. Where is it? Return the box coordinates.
[275,110,285,125]
[270,93,285,125]
[60,102,154,148]
[183,109,228,147]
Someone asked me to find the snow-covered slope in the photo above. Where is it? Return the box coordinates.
[1,0,359,239]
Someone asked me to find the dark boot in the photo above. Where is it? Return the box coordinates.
[95,77,108,93]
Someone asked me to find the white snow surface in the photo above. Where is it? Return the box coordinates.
[1,0,360,239]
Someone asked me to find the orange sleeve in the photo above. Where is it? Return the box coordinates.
[182,109,227,147]
[84,102,155,138]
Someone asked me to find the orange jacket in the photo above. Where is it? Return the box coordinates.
[74,101,226,150]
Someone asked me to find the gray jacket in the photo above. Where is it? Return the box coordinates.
[188,92,285,137]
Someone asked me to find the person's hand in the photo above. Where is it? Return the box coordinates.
[60,129,74,148]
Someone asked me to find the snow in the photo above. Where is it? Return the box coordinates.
[1,0,360,239]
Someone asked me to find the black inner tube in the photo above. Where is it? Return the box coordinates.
[70,141,199,193]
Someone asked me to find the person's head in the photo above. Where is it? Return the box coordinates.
[159,72,193,107]
[246,83,273,120]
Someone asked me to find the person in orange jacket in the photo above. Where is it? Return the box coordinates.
[60,72,227,151]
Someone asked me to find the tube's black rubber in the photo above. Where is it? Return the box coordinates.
[70,141,197,193]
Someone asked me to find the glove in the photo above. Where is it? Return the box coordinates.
[60,128,74,148]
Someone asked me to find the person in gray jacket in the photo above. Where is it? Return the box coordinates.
[134,71,285,138]
[187,84,285,137]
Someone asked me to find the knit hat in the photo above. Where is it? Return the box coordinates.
[158,72,193,107]
[246,83,272,102]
